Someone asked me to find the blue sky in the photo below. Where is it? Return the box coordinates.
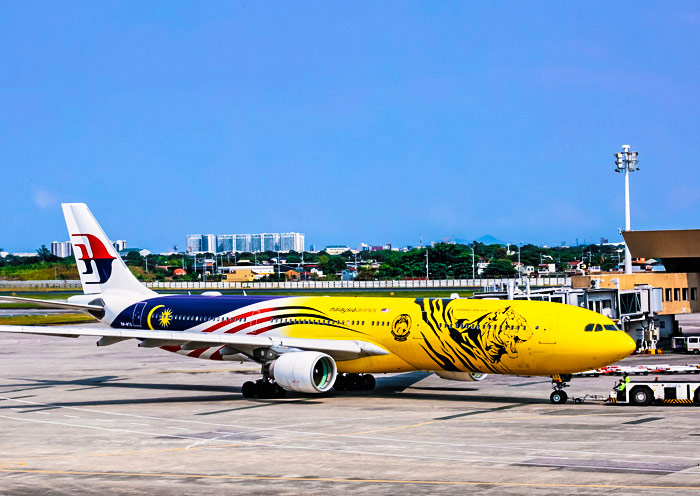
[1,2,699,252]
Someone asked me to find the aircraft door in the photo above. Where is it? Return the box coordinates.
[132,302,147,328]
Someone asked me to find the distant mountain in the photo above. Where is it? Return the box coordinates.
[475,234,505,245]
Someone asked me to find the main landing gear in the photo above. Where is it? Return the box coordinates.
[241,379,287,399]
[550,374,572,404]
[333,373,376,392]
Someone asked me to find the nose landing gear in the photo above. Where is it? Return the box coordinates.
[550,374,572,404]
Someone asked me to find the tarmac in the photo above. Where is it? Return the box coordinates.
[1,331,700,495]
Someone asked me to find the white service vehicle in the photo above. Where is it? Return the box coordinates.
[672,336,700,354]
[610,379,700,405]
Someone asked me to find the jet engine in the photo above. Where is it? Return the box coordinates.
[268,351,337,393]
[435,371,488,382]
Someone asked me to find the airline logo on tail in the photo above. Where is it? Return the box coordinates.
[71,233,116,284]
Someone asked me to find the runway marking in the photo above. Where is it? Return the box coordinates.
[0,394,698,467]
[64,415,80,419]
[0,415,207,441]
[1,468,700,491]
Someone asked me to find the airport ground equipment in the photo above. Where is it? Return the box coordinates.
[672,336,700,354]
[609,377,700,405]
[575,363,700,377]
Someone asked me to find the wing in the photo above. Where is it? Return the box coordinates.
[0,325,388,361]
[0,296,103,312]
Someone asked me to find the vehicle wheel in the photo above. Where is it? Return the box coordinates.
[550,391,567,404]
[630,386,653,406]
[242,381,257,399]
[362,374,376,391]
[574,398,583,404]
[694,350,700,355]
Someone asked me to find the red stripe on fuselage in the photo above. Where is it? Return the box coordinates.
[200,307,276,333]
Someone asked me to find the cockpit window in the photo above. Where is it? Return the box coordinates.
[584,324,594,332]
[594,324,604,332]
[604,324,619,331]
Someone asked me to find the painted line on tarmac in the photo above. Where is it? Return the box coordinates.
[1,468,700,491]
[0,415,208,442]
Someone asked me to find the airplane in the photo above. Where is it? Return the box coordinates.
[0,203,636,404]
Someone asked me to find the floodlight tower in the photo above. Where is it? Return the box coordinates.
[614,145,639,275]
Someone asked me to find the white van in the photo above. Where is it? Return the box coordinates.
[673,336,700,354]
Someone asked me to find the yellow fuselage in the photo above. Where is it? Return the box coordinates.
[278,296,635,376]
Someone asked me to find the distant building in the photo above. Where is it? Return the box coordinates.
[186,234,216,254]
[119,248,151,257]
[538,263,556,275]
[325,245,350,256]
[112,240,127,252]
[51,241,73,258]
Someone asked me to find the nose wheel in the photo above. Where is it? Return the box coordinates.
[550,374,572,404]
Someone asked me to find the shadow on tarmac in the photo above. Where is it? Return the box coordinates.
[0,371,548,408]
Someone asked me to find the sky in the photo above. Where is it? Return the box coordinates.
[1,2,700,252]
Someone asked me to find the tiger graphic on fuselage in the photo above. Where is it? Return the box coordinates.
[414,298,533,374]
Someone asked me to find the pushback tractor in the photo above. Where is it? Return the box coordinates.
[610,378,700,405]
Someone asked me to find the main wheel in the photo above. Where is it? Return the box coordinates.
[242,381,257,399]
[550,390,568,404]
[274,383,287,399]
[630,386,653,406]
[260,381,276,399]
[348,373,362,391]
[362,374,376,391]
[334,374,347,391]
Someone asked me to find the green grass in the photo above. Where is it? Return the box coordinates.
[0,313,98,326]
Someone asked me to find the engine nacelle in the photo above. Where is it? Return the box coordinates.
[269,351,337,393]
[435,371,488,382]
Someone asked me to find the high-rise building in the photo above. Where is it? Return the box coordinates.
[187,234,216,253]
[188,232,304,253]
[186,234,203,253]
[113,240,127,252]
[249,234,262,253]
[262,233,279,252]
[280,233,304,252]
[216,235,234,253]
[235,234,251,253]
[51,241,73,258]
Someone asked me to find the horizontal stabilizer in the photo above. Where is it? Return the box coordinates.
[0,295,104,312]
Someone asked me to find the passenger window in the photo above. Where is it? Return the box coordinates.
[584,324,594,332]
[594,324,603,332]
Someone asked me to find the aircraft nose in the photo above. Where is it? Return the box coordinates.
[615,332,637,360]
